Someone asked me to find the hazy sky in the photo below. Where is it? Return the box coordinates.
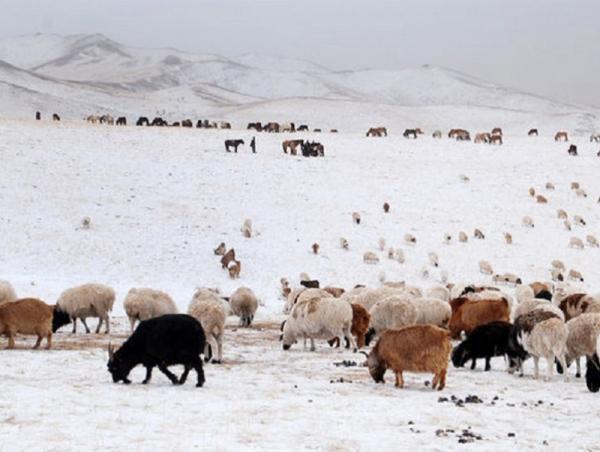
[2,0,599,106]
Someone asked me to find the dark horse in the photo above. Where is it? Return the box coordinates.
[137,117,150,126]
[52,113,61,121]
[225,139,245,153]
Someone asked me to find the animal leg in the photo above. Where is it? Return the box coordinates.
[215,334,223,364]
[46,333,52,349]
[71,317,77,334]
[207,335,220,364]
[179,365,191,384]
[470,358,477,370]
[342,325,356,352]
[576,358,581,378]
[158,363,179,385]
[327,337,340,348]
[533,356,540,379]
[7,333,15,349]
[432,373,440,389]
[193,356,205,387]
[558,355,569,382]
[104,316,110,334]
[142,366,153,384]
[395,371,404,388]
[310,338,316,352]
[204,343,213,363]
[437,369,447,390]
[485,357,491,371]
[95,318,103,334]
[80,318,91,334]
[545,355,554,381]
[33,335,42,349]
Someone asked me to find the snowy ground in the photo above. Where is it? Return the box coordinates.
[1,119,600,450]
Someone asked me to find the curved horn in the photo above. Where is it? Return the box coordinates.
[359,351,369,358]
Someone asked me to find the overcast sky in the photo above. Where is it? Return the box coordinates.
[2,0,599,106]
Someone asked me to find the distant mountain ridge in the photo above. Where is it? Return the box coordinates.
[0,33,597,129]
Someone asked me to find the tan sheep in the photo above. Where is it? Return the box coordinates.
[586,235,599,247]
[458,231,468,243]
[478,260,494,275]
[363,251,380,264]
[241,219,253,238]
[123,288,178,332]
[545,182,555,190]
[522,216,534,228]
[352,212,361,224]
[557,209,568,219]
[188,288,227,363]
[568,269,584,282]
[229,287,258,326]
[503,232,513,244]
[569,237,584,249]
[428,252,439,267]
[536,195,548,204]
[340,237,349,250]
[404,233,417,245]
[56,283,115,334]
[528,187,536,197]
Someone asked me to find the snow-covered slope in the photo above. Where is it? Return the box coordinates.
[0,33,597,126]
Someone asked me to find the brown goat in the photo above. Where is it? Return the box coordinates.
[220,248,236,269]
[228,260,241,279]
[448,297,510,339]
[328,303,370,348]
[213,242,226,256]
[367,325,451,390]
[0,298,68,349]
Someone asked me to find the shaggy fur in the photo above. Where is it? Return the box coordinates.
[56,283,115,334]
[0,280,17,306]
[367,325,451,390]
[187,288,227,363]
[328,303,370,349]
[123,288,178,332]
[229,287,258,326]
[366,296,418,345]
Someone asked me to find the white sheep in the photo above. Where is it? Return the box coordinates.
[425,285,450,302]
[479,260,493,275]
[551,269,565,282]
[569,237,584,249]
[123,288,178,332]
[387,247,395,259]
[413,297,452,327]
[345,286,404,312]
[587,235,599,247]
[517,316,568,381]
[503,232,513,245]
[428,252,439,267]
[458,231,468,243]
[545,182,555,190]
[285,288,332,314]
[367,295,418,344]
[528,187,536,197]
[56,283,115,334]
[522,216,535,228]
[404,233,417,245]
[564,313,600,378]
[575,188,588,198]
[282,296,355,351]
[340,237,349,250]
[564,219,572,231]
[551,260,566,272]
[459,174,470,182]
[241,219,253,238]
[230,287,258,326]
[363,251,379,264]
[515,285,535,304]
[352,212,361,225]
[573,215,586,227]
[0,280,17,306]
[557,209,568,219]
[568,269,584,282]
[443,233,452,244]
[188,288,227,363]
[395,249,405,264]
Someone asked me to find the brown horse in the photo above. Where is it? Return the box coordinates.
[366,127,387,137]
[52,113,61,121]
[264,122,280,133]
[474,133,491,144]
[297,125,309,132]
[225,139,245,153]
[490,135,503,145]
[182,119,193,128]
[116,117,127,126]
[568,144,578,156]
[282,139,304,155]
[449,129,470,141]
[247,122,262,131]
[491,127,503,136]
[555,131,568,141]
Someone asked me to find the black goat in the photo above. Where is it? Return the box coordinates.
[107,314,206,387]
[452,321,512,371]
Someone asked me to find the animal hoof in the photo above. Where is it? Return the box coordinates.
[196,382,204,388]
[576,373,581,378]
[212,359,221,364]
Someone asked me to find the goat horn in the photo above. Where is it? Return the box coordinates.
[359,351,369,358]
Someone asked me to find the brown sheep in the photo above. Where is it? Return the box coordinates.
[448,297,510,339]
[328,303,371,349]
[228,260,241,279]
[0,298,70,349]
[367,325,451,390]
[536,195,548,204]
[220,248,236,269]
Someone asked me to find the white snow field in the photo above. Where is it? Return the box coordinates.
[1,119,600,450]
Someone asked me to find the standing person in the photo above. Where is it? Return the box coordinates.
[250,136,256,154]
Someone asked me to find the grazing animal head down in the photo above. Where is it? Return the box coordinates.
[107,343,132,384]
[52,306,71,333]
[451,342,470,368]
[367,348,386,383]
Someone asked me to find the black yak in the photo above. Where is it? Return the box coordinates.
[107,314,206,387]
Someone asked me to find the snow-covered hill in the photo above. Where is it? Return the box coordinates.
[0,33,597,129]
